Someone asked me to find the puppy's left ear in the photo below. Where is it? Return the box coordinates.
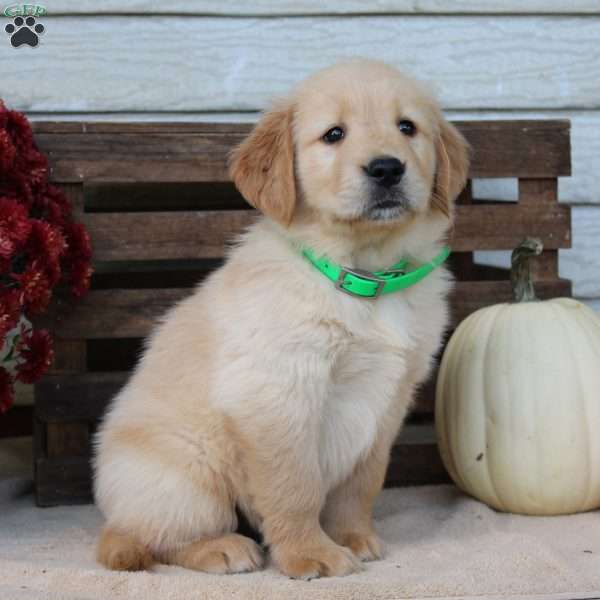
[433,119,470,216]
[229,102,297,226]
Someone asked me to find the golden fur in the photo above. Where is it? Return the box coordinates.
[94,59,469,579]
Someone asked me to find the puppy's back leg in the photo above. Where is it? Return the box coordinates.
[163,532,263,574]
[95,425,264,574]
[97,517,264,575]
[97,527,154,571]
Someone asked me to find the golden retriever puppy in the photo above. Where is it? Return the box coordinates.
[94,58,469,579]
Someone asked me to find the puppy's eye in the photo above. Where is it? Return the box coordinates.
[322,127,345,144]
[398,119,417,137]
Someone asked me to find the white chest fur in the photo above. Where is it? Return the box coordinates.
[317,274,449,490]
[318,294,415,489]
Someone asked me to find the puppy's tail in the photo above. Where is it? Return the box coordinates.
[96,526,154,571]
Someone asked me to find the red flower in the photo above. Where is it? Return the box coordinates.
[63,222,93,295]
[0,102,93,401]
[26,150,49,191]
[68,258,93,297]
[0,196,31,247]
[0,233,14,261]
[0,102,34,153]
[0,289,22,343]
[0,256,11,274]
[26,220,66,263]
[0,366,14,414]
[39,185,73,227]
[14,262,51,315]
[15,328,53,384]
[43,255,62,288]
[22,220,66,289]
[64,222,92,261]
[0,130,16,173]
[0,102,49,208]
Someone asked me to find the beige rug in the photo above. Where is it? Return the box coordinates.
[1,438,600,600]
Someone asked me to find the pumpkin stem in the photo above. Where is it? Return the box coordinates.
[511,238,543,303]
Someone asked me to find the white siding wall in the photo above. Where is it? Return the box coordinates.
[1,2,598,310]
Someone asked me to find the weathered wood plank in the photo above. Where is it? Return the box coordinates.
[36,131,237,183]
[36,373,125,423]
[46,339,86,375]
[36,222,90,465]
[85,211,256,260]
[27,113,258,124]
[46,423,90,458]
[45,1,600,15]
[37,279,572,340]
[519,178,558,205]
[6,17,600,112]
[528,252,559,280]
[81,203,570,261]
[32,123,251,134]
[27,109,599,205]
[40,338,89,459]
[32,120,571,182]
[460,121,571,178]
[38,288,183,339]
[450,204,570,251]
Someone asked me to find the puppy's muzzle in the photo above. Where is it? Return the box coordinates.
[364,156,405,188]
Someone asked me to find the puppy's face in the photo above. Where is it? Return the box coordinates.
[294,64,441,224]
[230,60,469,229]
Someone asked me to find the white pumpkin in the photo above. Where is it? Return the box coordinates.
[435,238,600,515]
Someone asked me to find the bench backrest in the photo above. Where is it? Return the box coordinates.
[32,120,572,505]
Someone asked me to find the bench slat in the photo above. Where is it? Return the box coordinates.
[37,279,571,339]
[32,120,571,182]
[86,211,256,260]
[83,203,571,262]
[452,202,570,250]
[36,372,124,422]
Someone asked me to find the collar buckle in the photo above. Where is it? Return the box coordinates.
[335,267,385,298]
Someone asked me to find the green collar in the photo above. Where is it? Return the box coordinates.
[301,245,450,298]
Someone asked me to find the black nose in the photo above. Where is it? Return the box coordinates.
[364,156,405,188]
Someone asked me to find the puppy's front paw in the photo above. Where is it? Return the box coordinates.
[272,540,362,579]
[331,531,385,562]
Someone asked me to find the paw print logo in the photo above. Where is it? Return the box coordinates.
[5,16,45,48]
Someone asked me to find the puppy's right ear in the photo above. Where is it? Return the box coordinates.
[433,119,470,217]
[229,102,297,226]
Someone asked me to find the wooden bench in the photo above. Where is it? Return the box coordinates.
[32,120,572,506]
